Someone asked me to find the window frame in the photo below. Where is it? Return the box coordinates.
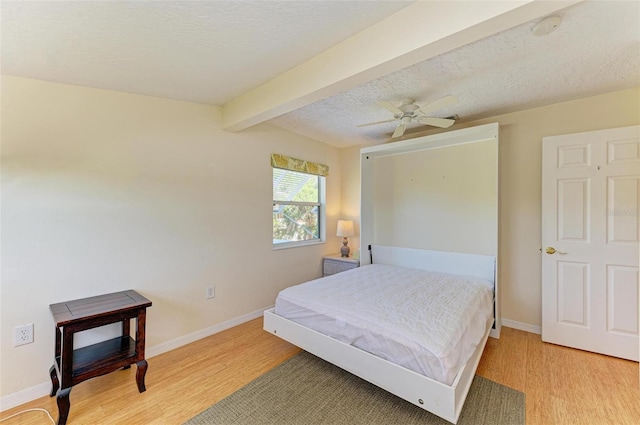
[272,170,326,250]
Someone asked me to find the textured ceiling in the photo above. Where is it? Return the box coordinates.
[1,1,411,104]
[2,1,639,148]
[272,0,640,146]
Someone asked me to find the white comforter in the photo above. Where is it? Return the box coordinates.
[274,263,494,385]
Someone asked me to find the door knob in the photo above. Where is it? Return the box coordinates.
[545,247,567,255]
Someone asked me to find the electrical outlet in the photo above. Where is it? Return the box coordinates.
[15,323,34,346]
[206,286,215,299]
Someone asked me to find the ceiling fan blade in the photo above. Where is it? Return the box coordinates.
[376,100,402,115]
[417,95,458,115]
[418,116,456,128]
[392,123,406,138]
[357,119,397,128]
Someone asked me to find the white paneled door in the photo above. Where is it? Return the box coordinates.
[542,125,639,361]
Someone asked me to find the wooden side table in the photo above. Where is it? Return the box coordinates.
[323,253,360,276]
[49,290,152,425]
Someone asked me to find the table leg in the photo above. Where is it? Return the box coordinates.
[56,388,71,425]
[122,319,132,369]
[135,360,148,393]
[49,364,59,397]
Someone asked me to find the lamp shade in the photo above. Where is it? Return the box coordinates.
[336,220,354,237]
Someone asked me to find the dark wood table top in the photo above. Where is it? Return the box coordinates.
[50,290,152,326]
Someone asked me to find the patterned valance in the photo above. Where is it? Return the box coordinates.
[271,153,329,177]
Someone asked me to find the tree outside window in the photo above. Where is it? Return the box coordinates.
[273,168,323,245]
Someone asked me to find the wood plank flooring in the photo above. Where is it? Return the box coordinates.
[2,319,638,424]
[477,327,640,424]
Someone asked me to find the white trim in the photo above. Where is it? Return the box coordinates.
[501,318,542,335]
[0,307,270,412]
[0,382,52,413]
[272,239,325,250]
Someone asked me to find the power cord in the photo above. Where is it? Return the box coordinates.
[0,408,55,424]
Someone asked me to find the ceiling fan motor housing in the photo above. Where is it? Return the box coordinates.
[395,99,419,119]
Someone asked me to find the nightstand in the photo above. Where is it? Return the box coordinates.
[323,253,360,276]
[49,290,152,425]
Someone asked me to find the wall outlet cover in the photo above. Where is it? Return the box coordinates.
[15,323,34,346]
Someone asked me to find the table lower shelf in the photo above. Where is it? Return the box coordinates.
[54,336,138,387]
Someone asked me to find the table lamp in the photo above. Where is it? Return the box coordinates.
[336,220,354,258]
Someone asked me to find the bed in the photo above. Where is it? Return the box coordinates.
[264,123,500,424]
[264,246,496,424]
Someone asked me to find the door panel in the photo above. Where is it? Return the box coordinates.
[557,261,589,326]
[558,178,590,241]
[608,138,639,163]
[606,265,639,335]
[559,144,591,167]
[607,176,639,243]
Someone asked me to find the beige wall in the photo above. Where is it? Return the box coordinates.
[339,146,361,257]
[340,87,640,328]
[0,76,341,398]
[372,140,497,256]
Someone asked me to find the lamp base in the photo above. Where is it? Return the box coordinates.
[341,238,350,258]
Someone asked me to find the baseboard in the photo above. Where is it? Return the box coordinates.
[501,318,541,335]
[0,382,52,413]
[0,306,272,412]
[146,306,270,358]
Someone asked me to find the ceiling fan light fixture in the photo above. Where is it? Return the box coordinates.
[360,96,459,138]
[399,99,419,114]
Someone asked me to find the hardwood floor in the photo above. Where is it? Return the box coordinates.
[477,327,640,424]
[2,319,638,424]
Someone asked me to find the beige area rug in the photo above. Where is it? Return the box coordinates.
[184,351,524,425]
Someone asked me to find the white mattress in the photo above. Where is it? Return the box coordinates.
[274,263,494,385]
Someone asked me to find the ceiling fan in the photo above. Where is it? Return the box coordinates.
[358,95,458,138]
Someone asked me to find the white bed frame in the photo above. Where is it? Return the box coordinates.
[264,247,496,424]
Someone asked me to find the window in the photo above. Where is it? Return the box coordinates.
[273,168,325,247]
